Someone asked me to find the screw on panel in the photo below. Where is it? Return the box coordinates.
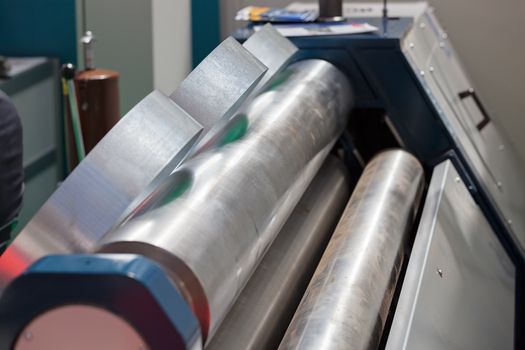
[439,42,445,48]
[420,22,426,29]
[454,176,461,183]
[420,70,425,76]
[497,181,503,189]
[508,219,513,226]
[429,66,435,73]
[436,268,444,278]
[499,144,505,151]
[409,42,415,49]
[441,32,448,40]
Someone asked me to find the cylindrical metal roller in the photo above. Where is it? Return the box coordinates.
[206,156,351,350]
[75,69,120,152]
[279,149,424,350]
[97,59,353,342]
[318,0,344,21]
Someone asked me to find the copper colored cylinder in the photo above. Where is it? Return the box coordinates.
[66,69,120,169]
[75,68,120,152]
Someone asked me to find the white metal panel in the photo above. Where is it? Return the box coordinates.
[402,5,525,252]
[386,160,515,350]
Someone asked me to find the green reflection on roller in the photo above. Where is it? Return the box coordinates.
[263,68,294,92]
[158,175,192,207]
[219,114,248,146]
[127,171,193,222]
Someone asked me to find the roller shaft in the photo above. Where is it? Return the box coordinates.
[98,59,352,342]
[279,149,424,350]
[319,0,343,18]
[206,156,351,350]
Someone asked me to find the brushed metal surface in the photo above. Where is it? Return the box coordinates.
[402,5,525,253]
[385,160,515,350]
[170,36,266,136]
[98,59,353,342]
[0,91,202,289]
[279,149,424,350]
[118,29,294,221]
[242,24,298,92]
[188,25,297,158]
[206,156,351,350]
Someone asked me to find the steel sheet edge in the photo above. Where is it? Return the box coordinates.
[97,59,353,342]
[279,149,424,350]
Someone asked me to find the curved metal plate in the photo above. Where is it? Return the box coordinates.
[170,36,267,135]
[0,90,203,289]
[243,24,298,91]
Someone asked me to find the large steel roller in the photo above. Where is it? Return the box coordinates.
[97,59,353,341]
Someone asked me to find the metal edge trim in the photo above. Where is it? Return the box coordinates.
[385,160,451,350]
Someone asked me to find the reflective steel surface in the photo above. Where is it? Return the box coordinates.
[189,25,297,158]
[385,160,514,350]
[242,24,298,92]
[206,156,351,350]
[0,91,202,289]
[170,36,266,136]
[279,150,424,350]
[98,59,353,342]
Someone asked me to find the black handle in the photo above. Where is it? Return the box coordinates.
[458,88,491,131]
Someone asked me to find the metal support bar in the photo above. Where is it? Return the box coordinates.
[318,0,344,22]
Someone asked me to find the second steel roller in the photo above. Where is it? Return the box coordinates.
[97,59,353,343]
[279,149,424,350]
